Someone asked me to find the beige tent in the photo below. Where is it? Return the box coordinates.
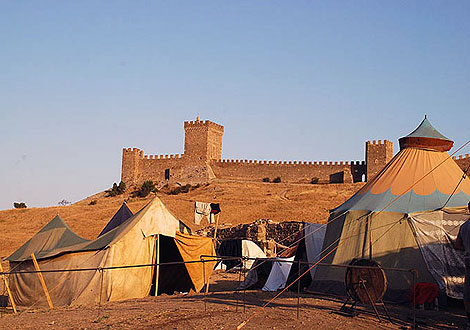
[7,197,216,307]
[311,117,470,301]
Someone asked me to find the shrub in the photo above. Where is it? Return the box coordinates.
[89,200,97,205]
[58,199,71,206]
[310,177,319,184]
[272,177,281,183]
[13,202,27,209]
[169,184,192,195]
[106,181,126,197]
[133,180,157,197]
[262,177,270,182]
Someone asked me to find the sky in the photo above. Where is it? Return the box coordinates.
[1,1,469,210]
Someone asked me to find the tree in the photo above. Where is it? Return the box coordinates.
[58,199,71,206]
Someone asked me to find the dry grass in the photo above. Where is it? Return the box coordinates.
[0,179,364,261]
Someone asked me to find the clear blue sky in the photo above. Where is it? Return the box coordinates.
[1,1,469,210]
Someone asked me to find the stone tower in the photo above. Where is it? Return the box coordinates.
[183,118,224,161]
[366,140,393,181]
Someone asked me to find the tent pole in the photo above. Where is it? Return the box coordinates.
[205,213,220,294]
[213,213,220,239]
[155,235,160,296]
[31,253,54,309]
[0,263,16,314]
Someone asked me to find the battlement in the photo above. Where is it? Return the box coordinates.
[214,159,365,166]
[366,140,393,146]
[143,154,182,160]
[453,154,470,160]
[184,119,224,132]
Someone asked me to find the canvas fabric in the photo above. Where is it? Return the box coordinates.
[311,210,436,296]
[98,203,133,237]
[8,197,209,307]
[174,232,216,293]
[304,223,326,279]
[408,207,469,299]
[262,257,294,291]
[334,148,470,214]
[241,240,266,269]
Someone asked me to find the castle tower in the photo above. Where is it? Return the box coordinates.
[366,140,393,181]
[121,148,143,185]
[184,119,224,161]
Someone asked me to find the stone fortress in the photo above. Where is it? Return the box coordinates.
[121,118,470,187]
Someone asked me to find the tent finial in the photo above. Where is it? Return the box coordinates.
[196,115,200,121]
[424,114,427,119]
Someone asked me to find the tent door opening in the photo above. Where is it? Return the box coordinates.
[150,235,194,296]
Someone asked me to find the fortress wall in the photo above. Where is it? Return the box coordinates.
[453,154,470,173]
[122,148,186,184]
[211,159,366,183]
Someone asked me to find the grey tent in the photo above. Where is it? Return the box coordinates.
[98,202,134,237]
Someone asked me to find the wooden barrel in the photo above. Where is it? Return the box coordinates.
[344,259,387,304]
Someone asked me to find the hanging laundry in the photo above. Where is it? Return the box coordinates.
[194,201,213,225]
[210,203,221,214]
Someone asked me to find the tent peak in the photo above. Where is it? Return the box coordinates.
[399,116,453,151]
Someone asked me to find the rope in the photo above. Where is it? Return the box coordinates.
[442,161,470,209]
[237,139,470,328]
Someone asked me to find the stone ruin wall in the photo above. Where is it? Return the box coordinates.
[196,219,305,256]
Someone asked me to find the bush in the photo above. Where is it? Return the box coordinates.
[133,180,157,198]
[106,181,126,197]
[169,184,192,195]
[58,199,71,206]
[262,177,270,182]
[272,177,281,183]
[89,200,97,205]
[13,202,27,209]
[310,177,319,184]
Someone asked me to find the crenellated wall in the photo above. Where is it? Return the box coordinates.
[121,118,392,186]
[211,159,367,184]
[453,154,470,174]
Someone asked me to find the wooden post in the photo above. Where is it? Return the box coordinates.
[213,213,220,239]
[155,235,160,296]
[0,263,16,314]
[31,253,53,309]
[205,213,220,294]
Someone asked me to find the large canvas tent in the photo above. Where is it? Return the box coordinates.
[311,117,470,301]
[7,197,216,307]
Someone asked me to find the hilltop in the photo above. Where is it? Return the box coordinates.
[0,179,363,260]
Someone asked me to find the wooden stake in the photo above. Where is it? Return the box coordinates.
[213,213,220,239]
[31,253,53,309]
[0,263,16,314]
[155,236,160,296]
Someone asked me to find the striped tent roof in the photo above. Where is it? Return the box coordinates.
[334,118,470,214]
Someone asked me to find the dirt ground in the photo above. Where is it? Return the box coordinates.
[0,271,466,329]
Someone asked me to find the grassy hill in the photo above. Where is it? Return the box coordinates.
[0,179,364,261]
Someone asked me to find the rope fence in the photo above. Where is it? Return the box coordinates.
[0,255,418,328]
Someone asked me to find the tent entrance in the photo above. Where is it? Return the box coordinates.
[150,235,194,296]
